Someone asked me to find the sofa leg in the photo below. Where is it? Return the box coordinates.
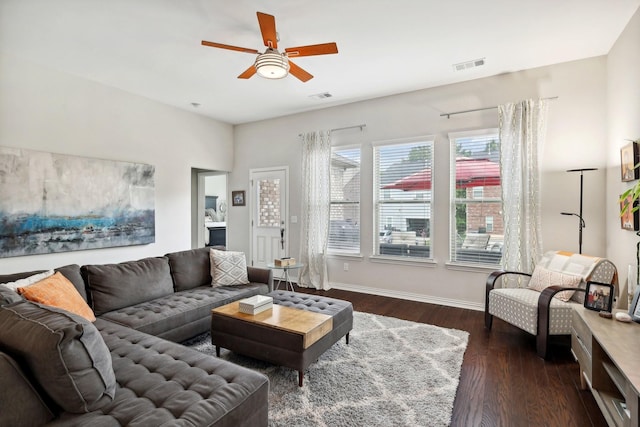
[215,346,220,357]
[298,371,304,387]
[345,332,350,345]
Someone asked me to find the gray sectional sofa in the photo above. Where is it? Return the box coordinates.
[0,247,273,426]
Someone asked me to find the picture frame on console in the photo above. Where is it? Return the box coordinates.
[584,281,614,312]
[621,142,639,182]
[629,288,640,323]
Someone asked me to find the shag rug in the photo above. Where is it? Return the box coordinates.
[184,312,469,427]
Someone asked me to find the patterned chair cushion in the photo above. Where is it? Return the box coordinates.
[535,251,617,304]
[489,288,576,335]
[527,266,582,302]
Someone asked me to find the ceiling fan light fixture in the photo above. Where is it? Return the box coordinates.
[255,49,289,79]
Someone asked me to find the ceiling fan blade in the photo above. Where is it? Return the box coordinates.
[288,60,313,82]
[285,42,338,57]
[201,40,259,55]
[238,65,257,79]
[257,12,277,49]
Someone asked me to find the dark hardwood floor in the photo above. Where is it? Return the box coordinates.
[293,286,607,427]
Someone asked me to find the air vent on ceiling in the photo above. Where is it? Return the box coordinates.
[309,92,332,100]
[453,58,485,72]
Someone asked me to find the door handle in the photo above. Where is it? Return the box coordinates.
[280,221,285,250]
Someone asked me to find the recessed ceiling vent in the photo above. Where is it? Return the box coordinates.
[309,92,332,100]
[453,58,485,72]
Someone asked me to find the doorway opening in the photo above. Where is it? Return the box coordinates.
[191,169,228,248]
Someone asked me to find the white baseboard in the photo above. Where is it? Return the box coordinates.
[328,281,485,312]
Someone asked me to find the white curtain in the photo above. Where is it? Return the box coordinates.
[498,99,549,277]
[299,130,331,289]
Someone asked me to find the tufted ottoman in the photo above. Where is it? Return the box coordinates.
[210,290,353,386]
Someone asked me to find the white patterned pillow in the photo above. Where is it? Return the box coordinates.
[210,249,249,286]
[527,265,582,302]
[1,270,55,291]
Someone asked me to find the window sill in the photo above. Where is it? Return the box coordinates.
[369,255,437,267]
[327,252,364,260]
[445,261,500,273]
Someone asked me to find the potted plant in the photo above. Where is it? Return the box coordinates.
[620,138,640,305]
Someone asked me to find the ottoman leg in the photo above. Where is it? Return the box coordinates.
[215,346,220,357]
[298,371,304,387]
[346,332,350,345]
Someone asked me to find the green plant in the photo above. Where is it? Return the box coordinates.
[619,139,640,291]
[619,139,640,215]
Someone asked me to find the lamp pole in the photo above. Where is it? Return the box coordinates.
[561,168,597,254]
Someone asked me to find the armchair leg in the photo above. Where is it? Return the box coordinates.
[485,311,493,330]
[536,333,548,359]
[537,288,554,360]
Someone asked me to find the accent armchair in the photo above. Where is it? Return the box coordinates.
[485,250,618,359]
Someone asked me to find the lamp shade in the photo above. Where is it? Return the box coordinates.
[255,50,289,79]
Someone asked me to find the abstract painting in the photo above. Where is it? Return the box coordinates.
[0,146,155,258]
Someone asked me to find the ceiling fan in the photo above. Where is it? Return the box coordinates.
[201,12,338,82]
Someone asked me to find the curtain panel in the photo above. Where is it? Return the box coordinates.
[498,99,549,279]
[299,130,331,289]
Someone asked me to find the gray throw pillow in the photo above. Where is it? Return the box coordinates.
[166,247,212,291]
[0,351,54,425]
[0,300,116,413]
[0,285,23,306]
[82,257,174,316]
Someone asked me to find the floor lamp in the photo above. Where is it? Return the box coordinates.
[560,168,597,254]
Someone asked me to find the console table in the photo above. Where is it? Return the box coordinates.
[572,306,640,426]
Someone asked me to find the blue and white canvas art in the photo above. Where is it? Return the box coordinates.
[0,146,155,258]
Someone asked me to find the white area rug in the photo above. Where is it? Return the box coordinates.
[185,312,469,427]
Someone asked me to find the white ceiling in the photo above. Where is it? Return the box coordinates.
[1,0,639,125]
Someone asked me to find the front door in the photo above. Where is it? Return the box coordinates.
[250,167,288,273]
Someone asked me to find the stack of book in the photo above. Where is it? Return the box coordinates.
[238,295,273,315]
[274,257,296,267]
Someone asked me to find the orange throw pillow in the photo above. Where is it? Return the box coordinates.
[17,272,96,322]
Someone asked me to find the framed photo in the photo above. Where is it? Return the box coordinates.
[620,142,639,182]
[620,193,639,231]
[232,190,245,206]
[584,281,614,313]
[628,288,640,323]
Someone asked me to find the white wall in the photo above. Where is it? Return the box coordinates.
[232,57,608,310]
[606,7,640,307]
[0,50,615,310]
[0,52,233,274]
[205,175,227,200]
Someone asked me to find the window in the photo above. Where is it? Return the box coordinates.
[486,216,494,232]
[449,130,502,265]
[257,178,280,227]
[374,138,433,259]
[328,146,361,253]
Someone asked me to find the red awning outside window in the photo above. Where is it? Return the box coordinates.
[382,158,500,191]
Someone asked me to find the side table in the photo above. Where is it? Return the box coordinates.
[266,263,304,292]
